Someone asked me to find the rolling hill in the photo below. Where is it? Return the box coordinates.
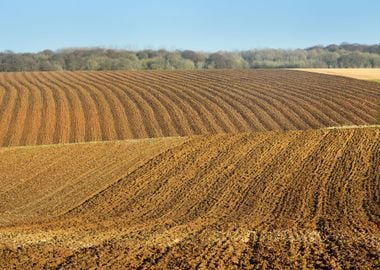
[0,69,379,268]
[0,70,379,147]
[0,127,379,269]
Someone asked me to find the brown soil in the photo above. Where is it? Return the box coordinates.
[0,128,379,269]
[0,70,379,147]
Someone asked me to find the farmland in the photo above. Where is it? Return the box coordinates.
[0,70,379,147]
[0,128,379,268]
[297,68,380,81]
[0,137,186,225]
[0,69,379,268]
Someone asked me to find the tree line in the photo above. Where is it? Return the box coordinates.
[1,43,380,72]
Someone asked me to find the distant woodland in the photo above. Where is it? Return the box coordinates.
[1,43,380,72]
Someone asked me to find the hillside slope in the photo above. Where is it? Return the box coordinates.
[0,128,379,269]
[0,70,379,147]
[0,136,186,225]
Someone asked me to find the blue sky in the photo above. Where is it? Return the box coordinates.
[1,0,379,52]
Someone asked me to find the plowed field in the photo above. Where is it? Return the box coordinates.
[0,128,379,269]
[0,70,379,147]
[0,136,186,226]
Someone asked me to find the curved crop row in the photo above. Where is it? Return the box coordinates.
[0,69,379,147]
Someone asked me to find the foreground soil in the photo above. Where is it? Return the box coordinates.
[0,70,379,147]
[0,128,378,269]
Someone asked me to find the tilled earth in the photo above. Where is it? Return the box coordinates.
[0,128,379,269]
[0,69,379,147]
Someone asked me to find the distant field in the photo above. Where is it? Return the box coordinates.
[0,127,379,268]
[0,70,379,147]
[297,68,380,81]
